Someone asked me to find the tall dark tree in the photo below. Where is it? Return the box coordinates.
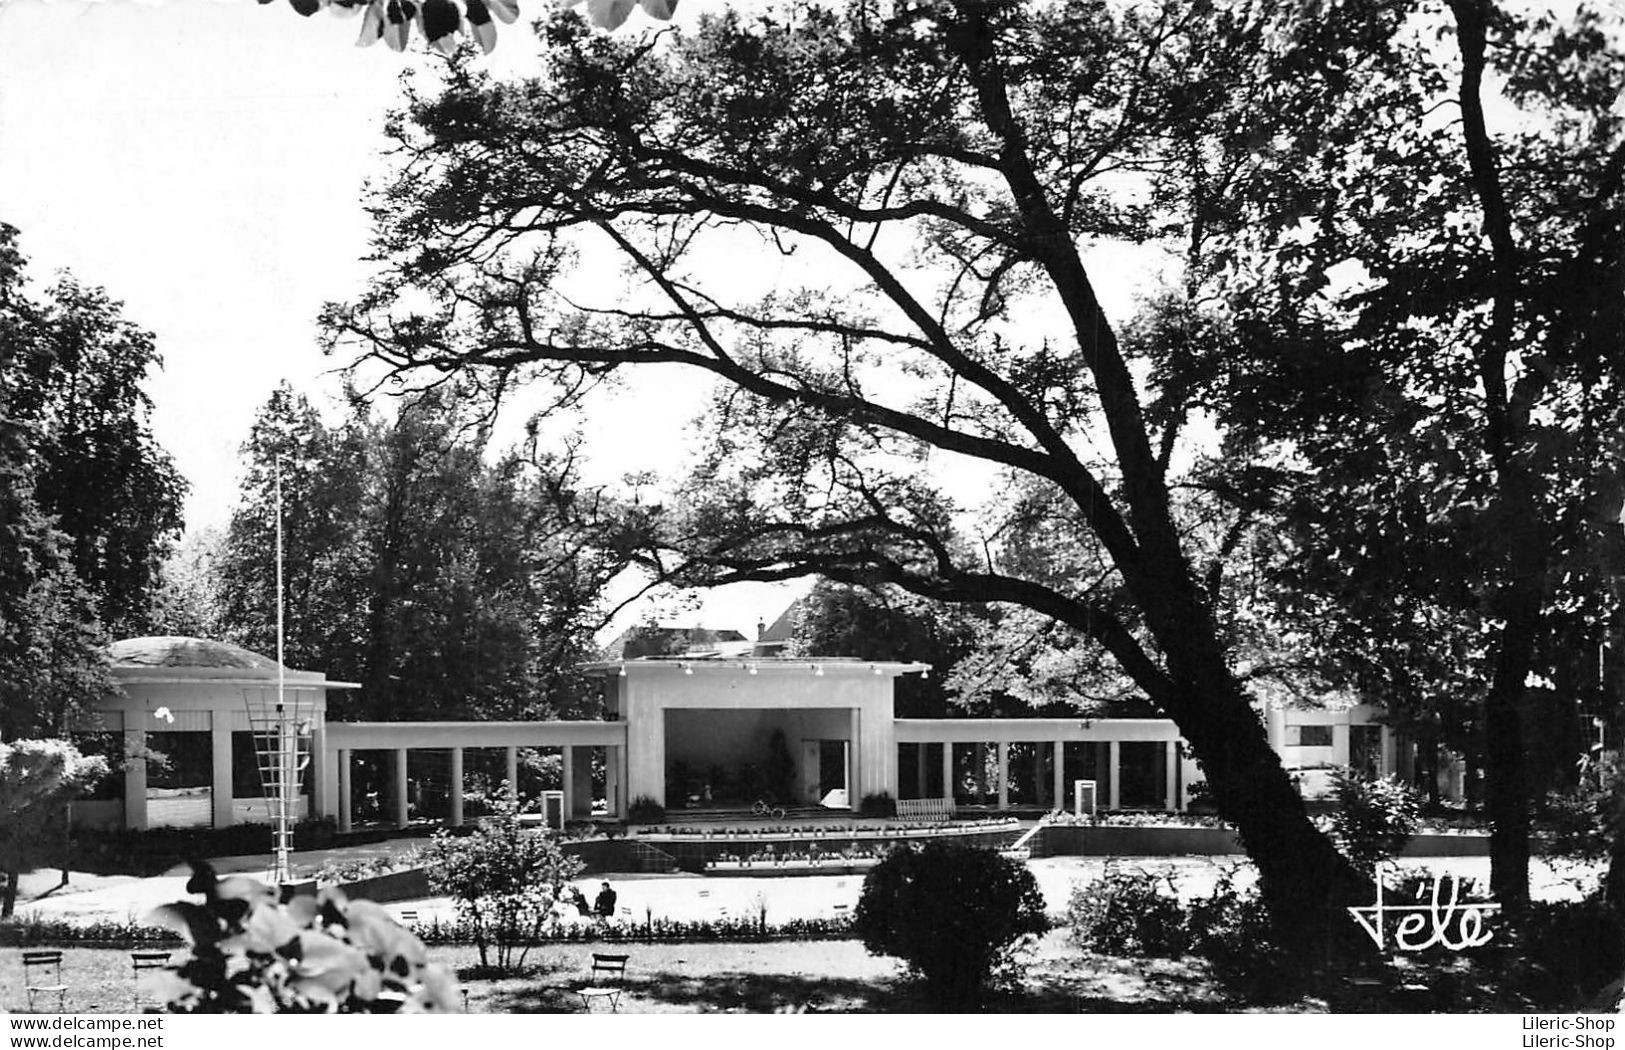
[0,225,120,739]
[327,2,1378,945]
[5,262,185,638]
[217,385,621,723]
[1154,1,1625,908]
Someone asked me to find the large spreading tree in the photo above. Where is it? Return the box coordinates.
[327,2,1387,944]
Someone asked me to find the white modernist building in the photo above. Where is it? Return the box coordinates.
[79,639,1401,830]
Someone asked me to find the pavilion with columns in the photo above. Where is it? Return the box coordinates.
[75,637,1400,831]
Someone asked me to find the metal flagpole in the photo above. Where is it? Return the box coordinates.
[274,460,290,885]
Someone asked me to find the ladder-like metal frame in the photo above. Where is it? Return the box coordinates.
[244,685,312,882]
[242,461,309,885]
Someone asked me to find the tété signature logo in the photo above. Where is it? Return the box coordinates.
[1346,873,1501,952]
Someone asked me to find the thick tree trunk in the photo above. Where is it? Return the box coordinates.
[1148,595,1370,957]
[2,863,18,918]
[1485,581,1539,911]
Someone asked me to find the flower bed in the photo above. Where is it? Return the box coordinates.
[635,816,1019,839]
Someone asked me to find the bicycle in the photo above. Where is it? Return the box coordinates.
[751,798,787,820]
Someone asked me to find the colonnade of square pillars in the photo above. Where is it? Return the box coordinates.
[334,743,621,831]
[903,740,1180,810]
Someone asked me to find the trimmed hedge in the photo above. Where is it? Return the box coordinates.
[2,912,853,948]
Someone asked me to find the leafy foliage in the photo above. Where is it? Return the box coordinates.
[627,795,666,823]
[1153,0,1625,903]
[417,792,584,973]
[1328,768,1423,877]
[0,226,128,741]
[216,385,616,725]
[146,862,457,1013]
[0,739,108,917]
[853,841,1047,1003]
[1066,863,1189,958]
[1067,862,1293,1002]
[858,791,896,818]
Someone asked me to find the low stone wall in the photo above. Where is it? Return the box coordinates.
[1030,824,1492,858]
[341,868,431,903]
[1032,824,1242,857]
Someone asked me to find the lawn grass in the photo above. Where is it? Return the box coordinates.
[1,932,1589,1014]
[0,933,1255,1015]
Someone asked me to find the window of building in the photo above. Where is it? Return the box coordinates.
[1287,724,1334,748]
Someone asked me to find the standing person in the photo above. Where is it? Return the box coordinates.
[571,886,591,917]
[594,880,617,919]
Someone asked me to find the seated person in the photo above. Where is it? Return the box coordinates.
[594,881,617,919]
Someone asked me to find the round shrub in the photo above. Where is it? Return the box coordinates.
[627,795,666,823]
[1067,863,1189,957]
[852,840,1047,1003]
[859,791,897,818]
[1329,768,1422,875]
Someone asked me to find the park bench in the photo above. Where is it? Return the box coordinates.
[576,952,630,1012]
[895,798,956,822]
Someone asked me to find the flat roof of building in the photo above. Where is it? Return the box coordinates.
[580,656,930,676]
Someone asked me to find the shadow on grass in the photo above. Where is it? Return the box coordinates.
[467,962,1239,1014]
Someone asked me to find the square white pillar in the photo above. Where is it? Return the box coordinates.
[338,749,352,834]
[505,746,519,804]
[123,720,147,831]
[561,745,574,820]
[310,725,328,823]
[618,743,630,819]
[941,743,954,802]
[997,742,1009,810]
[449,747,464,827]
[1164,741,1178,812]
[394,748,410,829]
[848,708,860,808]
[1107,741,1121,810]
[1052,741,1064,812]
[211,713,234,829]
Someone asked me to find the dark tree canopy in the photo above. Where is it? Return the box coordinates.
[217,383,625,722]
[0,233,186,640]
[1150,0,1625,905]
[0,225,144,739]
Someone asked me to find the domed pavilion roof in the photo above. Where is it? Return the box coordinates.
[107,636,289,679]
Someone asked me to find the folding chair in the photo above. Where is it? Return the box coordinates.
[131,950,171,1012]
[23,950,67,1012]
[576,953,629,1013]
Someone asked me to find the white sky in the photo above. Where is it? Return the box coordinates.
[0,0,1162,642]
